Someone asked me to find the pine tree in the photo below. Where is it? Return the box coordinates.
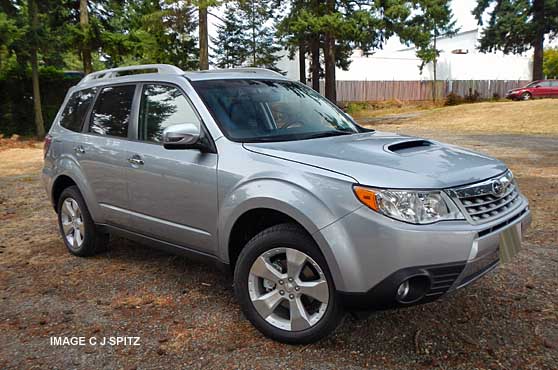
[473,0,558,81]
[238,0,282,69]
[408,0,459,101]
[211,2,249,68]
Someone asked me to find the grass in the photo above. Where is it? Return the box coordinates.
[355,99,558,136]
[346,99,443,117]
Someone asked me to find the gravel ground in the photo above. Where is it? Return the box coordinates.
[1,121,557,369]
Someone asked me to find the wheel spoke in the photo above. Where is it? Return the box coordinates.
[252,290,284,318]
[63,200,75,217]
[298,279,329,304]
[250,256,284,283]
[73,229,81,248]
[289,297,311,331]
[62,220,73,235]
[286,248,307,279]
[78,222,85,235]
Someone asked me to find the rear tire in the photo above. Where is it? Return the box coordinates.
[57,186,109,257]
[234,223,342,344]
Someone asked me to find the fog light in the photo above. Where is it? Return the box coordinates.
[396,280,410,300]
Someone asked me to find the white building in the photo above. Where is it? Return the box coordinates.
[279,28,533,82]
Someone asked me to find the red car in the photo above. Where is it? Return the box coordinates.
[506,79,558,100]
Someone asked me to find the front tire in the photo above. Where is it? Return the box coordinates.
[234,223,342,344]
[57,186,109,257]
[521,92,532,100]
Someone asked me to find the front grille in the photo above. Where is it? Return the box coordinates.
[449,171,522,224]
[424,263,465,298]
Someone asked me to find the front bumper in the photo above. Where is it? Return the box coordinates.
[315,196,531,310]
[505,91,521,100]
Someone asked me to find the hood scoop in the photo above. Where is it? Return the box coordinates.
[386,139,435,154]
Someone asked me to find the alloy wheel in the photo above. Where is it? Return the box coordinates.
[60,197,85,250]
[247,247,330,331]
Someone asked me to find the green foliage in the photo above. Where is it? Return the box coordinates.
[211,2,249,68]
[211,0,281,70]
[407,0,459,72]
[0,70,80,136]
[125,1,199,70]
[239,0,282,69]
[544,47,558,78]
[473,0,558,55]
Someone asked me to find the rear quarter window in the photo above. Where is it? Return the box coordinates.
[59,88,97,132]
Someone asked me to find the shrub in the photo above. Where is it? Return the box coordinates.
[445,93,464,106]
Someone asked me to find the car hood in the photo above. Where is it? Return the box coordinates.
[243,131,507,189]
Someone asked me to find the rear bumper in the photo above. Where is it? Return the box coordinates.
[317,198,531,310]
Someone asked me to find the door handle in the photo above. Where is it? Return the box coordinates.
[128,155,144,166]
[73,145,85,154]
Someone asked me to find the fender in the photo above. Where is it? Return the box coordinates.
[52,155,104,223]
[218,177,360,287]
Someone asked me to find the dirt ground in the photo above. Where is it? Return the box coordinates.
[1,100,557,369]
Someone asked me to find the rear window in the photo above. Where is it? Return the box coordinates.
[89,85,136,138]
[59,88,97,132]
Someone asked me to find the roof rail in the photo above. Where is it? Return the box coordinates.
[78,64,184,85]
[197,67,284,77]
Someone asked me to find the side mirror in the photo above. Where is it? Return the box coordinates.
[163,123,201,150]
[535,85,541,88]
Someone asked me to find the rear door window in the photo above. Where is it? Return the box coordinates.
[89,85,136,138]
[59,88,97,132]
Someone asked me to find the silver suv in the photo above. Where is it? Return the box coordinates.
[43,64,531,344]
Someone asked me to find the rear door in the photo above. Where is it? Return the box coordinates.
[78,84,136,227]
[550,81,558,97]
[124,83,218,254]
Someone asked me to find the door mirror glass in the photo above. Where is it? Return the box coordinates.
[163,123,201,150]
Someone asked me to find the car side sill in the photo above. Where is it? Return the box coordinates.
[97,223,231,273]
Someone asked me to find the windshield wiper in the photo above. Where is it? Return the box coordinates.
[301,130,355,140]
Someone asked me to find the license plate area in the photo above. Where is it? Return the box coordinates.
[499,222,522,263]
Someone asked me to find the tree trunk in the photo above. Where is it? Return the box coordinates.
[199,3,209,70]
[298,42,306,84]
[323,0,336,103]
[310,36,320,91]
[324,0,337,103]
[29,0,45,137]
[532,0,545,80]
[432,29,437,102]
[80,0,92,74]
[251,1,257,66]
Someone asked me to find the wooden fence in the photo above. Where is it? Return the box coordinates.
[322,80,530,102]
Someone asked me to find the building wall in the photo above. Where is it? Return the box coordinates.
[278,29,533,82]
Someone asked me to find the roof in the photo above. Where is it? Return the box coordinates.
[76,64,287,88]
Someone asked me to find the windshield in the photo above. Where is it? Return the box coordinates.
[191,79,362,142]
[525,81,541,88]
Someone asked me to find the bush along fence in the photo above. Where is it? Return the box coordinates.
[0,73,81,137]
[324,80,530,102]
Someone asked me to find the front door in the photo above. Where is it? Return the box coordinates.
[125,83,218,255]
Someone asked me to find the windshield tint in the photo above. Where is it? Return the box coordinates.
[191,79,361,142]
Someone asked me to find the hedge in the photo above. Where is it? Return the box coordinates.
[0,70,81,137]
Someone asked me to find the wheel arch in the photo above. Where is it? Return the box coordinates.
[50,159,102,223]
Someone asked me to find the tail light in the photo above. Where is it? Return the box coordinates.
[44,134,53,158]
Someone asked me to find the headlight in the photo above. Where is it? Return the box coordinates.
[353,186,463,224]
